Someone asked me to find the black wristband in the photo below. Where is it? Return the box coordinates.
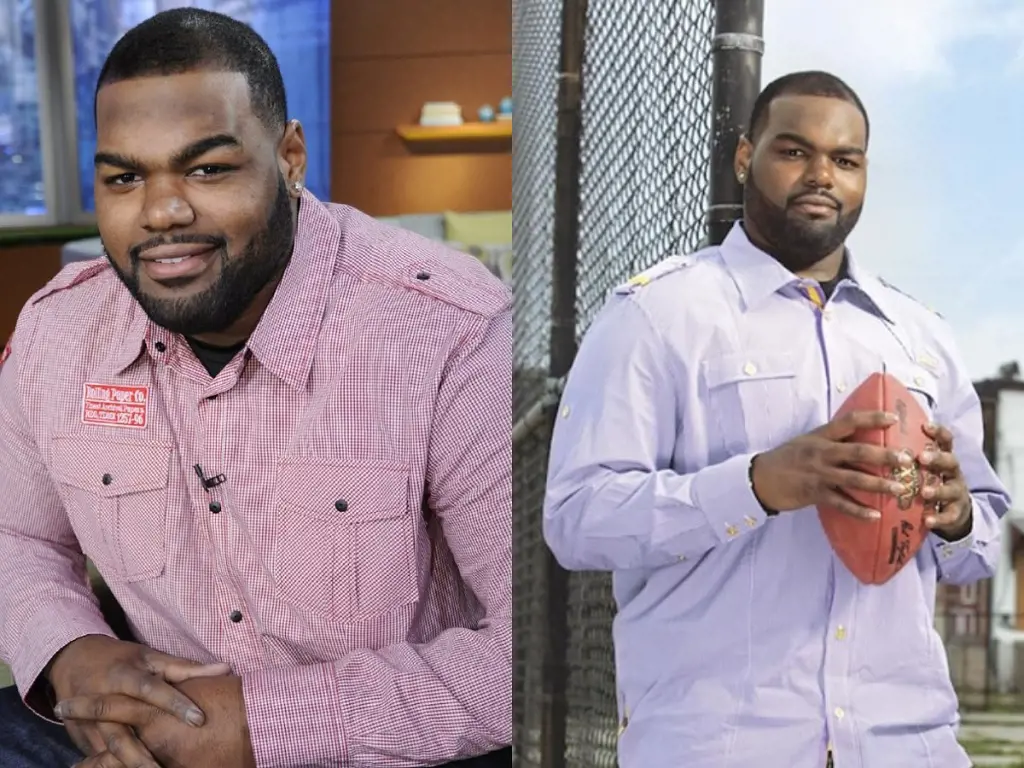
[748,454,779,517]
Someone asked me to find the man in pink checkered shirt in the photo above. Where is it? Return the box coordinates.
[0,9,511,768]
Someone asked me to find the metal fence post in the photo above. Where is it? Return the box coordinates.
[707,0,765,246]
[540,1,588,766]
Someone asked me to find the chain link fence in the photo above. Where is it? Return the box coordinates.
[511,1,560,765]
[512,1,763,765]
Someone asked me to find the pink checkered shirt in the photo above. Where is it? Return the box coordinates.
[0,193,512,767]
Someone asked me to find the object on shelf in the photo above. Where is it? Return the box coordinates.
[498,96,513,121]
[418,101,463,127]
[478,104,496,123]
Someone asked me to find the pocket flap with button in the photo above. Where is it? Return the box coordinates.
[888,363,939,409]
[51,438,172,497]
[277,460,409,522]
[702,350,799,390]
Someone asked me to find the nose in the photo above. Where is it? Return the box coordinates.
[140,182,195,232]
[802,154,835,190]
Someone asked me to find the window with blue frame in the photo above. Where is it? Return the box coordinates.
[0,0,46,219]
[70,0,331,213]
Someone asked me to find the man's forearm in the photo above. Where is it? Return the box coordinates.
[0,552,115,720]
[933,494,1004,584]
[242,625,511,767]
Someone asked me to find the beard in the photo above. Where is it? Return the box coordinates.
[743,169,862,273]
[106,175,294,337]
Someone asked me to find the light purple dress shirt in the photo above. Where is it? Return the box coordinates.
[543,223,1010,768]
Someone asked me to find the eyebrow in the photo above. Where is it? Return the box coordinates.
[94,133,243,170]
[772,131,865,157]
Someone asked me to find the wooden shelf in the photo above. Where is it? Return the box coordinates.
[396,121,512,143]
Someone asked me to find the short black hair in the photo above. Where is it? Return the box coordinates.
[95,8,287,132]
[748,70,869,146]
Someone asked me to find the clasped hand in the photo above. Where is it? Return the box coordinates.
[48,635,254,768]
[750,410,971,537]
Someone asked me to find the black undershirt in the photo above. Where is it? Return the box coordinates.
[818,252,849,301]
[185,336,246,378]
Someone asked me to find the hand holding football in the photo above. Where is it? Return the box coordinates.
[814,372,938,584]
[749,372,936,584]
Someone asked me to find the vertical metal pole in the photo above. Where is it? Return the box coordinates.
[984,391,998,710]
[542,1,588,766]
[978,390,997,710]
[707,0,765,246]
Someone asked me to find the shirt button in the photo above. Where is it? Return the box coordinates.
[914,376,925,387]
[561,405,571,419]
[743,362,757,376]
[822,308,833,321]
[154,341,166,353]
[209,501,222,514]
[101,473,113,486]
[743,516,757,528]
[725,524,739,537]
[229,610,243,623]
[835,625,847,640]
[836,382,847,393]
[335,499,348,512]
[834,706,845,720]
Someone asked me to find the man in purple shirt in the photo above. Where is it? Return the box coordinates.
[543,70,1010,768]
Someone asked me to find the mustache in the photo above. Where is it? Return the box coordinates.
[787,190,842,210]
[129,234,225,262]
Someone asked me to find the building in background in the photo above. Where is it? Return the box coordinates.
[938,364,1024,705]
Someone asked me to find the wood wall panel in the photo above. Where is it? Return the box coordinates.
[331,0,511,215]
[333,133,512,216]
[333,54,511,134]
[332,0,511,59]
[0,244,63,340]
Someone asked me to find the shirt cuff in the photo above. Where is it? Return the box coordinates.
[930,499,977,565]
[691,452,770,544]
[13,607,116,721]
[242,661,346,768]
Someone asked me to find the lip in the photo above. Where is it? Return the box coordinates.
[138,244,218,282]
[791,197,839,216]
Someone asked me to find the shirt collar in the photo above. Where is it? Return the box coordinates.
[719,220,894,323]
[109,303,149,375]
[844,260,898,325]
[110,189,341,388]
[719,222,797,310]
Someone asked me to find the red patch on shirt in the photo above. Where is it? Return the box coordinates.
[81,383,149,429]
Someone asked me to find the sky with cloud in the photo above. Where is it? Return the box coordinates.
[762,0,1024,380]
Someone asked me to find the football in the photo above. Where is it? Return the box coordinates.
[816,372,937,585]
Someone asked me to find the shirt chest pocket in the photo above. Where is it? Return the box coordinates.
[886,362,940,422]
[273,460,419,623]
[701,351,800,456]
[51,438,172,583]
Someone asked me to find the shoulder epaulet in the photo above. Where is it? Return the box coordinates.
[878,277,943,318]
[402,256,511,318]
[613,254,694,295]
[29,260,108,307]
